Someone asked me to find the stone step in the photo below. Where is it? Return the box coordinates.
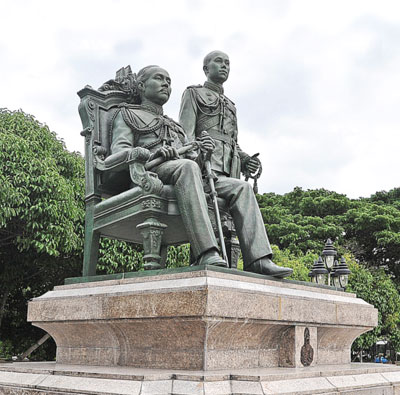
[1,362,400,394]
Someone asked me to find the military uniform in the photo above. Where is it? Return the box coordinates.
[111,103,219,259]
[179,81,273,265]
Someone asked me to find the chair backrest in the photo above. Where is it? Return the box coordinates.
[78,86,130,198]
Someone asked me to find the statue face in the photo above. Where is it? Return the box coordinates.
[205,52,230,84]
[140,67,171,106]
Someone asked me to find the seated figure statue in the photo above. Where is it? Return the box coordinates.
[110,65,226,267]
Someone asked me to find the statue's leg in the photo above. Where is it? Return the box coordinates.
[214,176,272,266]
[154,159,219,259]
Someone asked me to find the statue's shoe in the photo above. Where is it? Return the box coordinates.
[198,250,227,267]
[245,258,293,278]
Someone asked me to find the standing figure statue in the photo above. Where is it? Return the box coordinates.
[111,65,226,267]
[179,51,292,278]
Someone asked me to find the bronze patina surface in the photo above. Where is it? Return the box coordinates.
[179,51,292,277]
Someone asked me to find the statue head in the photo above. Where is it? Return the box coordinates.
[203,50,230,85]
[133,65,171,106]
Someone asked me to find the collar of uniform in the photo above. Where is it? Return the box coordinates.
[138,102,164,116]
[204,81,224,95]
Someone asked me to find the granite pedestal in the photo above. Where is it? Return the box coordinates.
[27,266,377,371]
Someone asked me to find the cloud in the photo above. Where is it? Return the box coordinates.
[237,62,313,133]
[1,0,399,197]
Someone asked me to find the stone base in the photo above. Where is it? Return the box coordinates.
[27,266,377,371]
[1,362,400,394]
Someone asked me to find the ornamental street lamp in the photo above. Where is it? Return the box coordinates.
[331,256,351,288]
[308,239,351,289]
[309,256,329,284]
[321,238,337,270]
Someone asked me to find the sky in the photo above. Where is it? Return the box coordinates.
[1,0,399,199]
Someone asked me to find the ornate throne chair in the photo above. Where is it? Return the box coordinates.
[78,68,240,277]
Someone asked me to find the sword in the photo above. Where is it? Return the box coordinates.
[203,149,229,265]
[145,141,201,170]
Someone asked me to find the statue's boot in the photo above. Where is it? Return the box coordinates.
[197,249,227,267]
[245,258,293,278]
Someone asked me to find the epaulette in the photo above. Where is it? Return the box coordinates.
[186,84,202,89]
[118,103,140,109]
[164,115,183,129]
[224,96,235,106]
[163,114,175,123]
[163,115,186,136]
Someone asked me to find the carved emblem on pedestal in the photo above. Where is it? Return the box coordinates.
[300,327,314,366]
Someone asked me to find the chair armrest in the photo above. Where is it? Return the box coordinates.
[128,148,163,195]
[104,150,130,168]
[98,147,164,195]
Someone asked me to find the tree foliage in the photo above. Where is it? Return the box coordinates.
[345,197,400,277]
[0,109,86,288]
[0,109,86,358]
[258,186,400,279]
[97,239,144,274]
[270,244,317,282]
[346,256,400,355]
[257,187,347,255]
[0,110,84,257]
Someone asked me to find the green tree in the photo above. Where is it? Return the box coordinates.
[270,244,317,282]
[0,109,85,357]
[97,239,144,274]
[344,197,400,278]
[166,244,190,268]
[257,188,348,255]
[346,256,400,360]
[257,187,400,281]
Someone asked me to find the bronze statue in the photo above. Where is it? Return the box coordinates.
[179,51,292,278]
[110,65,226,267]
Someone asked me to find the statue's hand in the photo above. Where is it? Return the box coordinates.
[243,153,262,194]
[246,155,261,174]
[154,146,180,161]
[198,131,216,152]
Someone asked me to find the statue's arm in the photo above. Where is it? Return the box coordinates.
[236,143,250,160]
[235,143,250,173]
[179,88,218,166]
[109,111,163,194]
[179,88,198,142]
[110,112,135,154]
